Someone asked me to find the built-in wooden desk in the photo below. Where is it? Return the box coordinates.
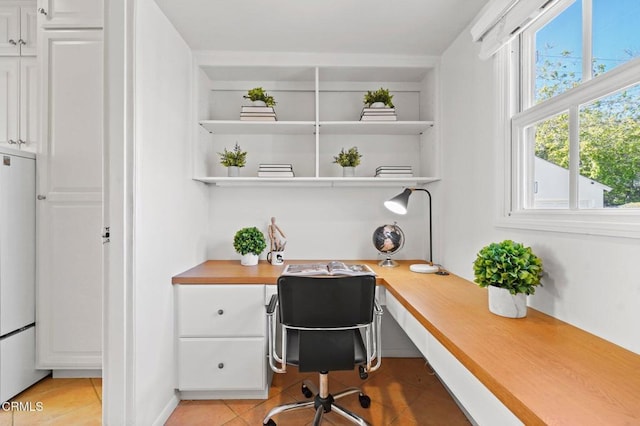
[173,260,640,425]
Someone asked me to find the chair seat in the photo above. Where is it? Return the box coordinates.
[285,329,367,371]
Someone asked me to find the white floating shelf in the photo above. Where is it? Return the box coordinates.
[199,120,316,135]
[199,120,434,136]
[319,121,433,135]
[193,176,440,187]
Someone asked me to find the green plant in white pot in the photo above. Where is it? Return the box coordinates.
[333,147,362,177]
[218,143,247,177]
[473,240,543,318]
[363,87,394,108]
[243,87,276,107]
[233,227,267,266]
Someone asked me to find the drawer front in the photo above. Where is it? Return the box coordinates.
[178,338,265,391]
[178,285,265,337]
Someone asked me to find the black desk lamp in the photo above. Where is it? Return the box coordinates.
[384,188,448,275]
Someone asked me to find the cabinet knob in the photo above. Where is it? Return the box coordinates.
[37,195,46,200]
[17,139,25,146]
[8,139,17,145]
[217,309,224,315]
[37,7,47,16]
[218,363,224,369]
[18,39,26,46]
[9,39,17,45]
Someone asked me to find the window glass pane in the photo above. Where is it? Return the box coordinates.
[592,0,640,76]
[532,112,570,208]
[534,1,582,103]
[579,83,640,208]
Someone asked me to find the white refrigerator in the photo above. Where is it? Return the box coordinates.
[0,148,49,402]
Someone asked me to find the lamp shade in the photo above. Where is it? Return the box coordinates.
[384,188,412,215]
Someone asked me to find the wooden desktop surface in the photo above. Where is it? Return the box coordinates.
[173,260,640,425]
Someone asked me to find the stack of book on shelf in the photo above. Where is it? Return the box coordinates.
[258,164,294,177]
[375,166,413,178]
[360,107,397,121]
[240,105,277,121]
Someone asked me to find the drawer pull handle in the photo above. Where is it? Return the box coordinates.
[217,309,224,315]
[218,363,224,369]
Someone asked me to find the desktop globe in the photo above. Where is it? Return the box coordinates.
[372,222,405,267]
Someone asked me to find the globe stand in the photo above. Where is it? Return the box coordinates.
[378,256,398,267]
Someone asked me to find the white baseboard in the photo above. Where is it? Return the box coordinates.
[153,392,180,426]
[52,369,102,378]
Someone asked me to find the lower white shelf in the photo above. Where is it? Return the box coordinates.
[193,177,440,187]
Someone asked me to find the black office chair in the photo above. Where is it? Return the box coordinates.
[263,275,383,426]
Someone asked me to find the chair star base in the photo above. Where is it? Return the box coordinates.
[263,373,371,426]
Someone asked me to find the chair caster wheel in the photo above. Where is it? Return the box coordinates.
[359,393,371,408]
[358,365,368,380]
[301,384,313,398]
[264,419,276,426]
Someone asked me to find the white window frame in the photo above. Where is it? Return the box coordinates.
[497,0,640,239]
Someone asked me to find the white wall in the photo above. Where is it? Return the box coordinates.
[439,29,640,354]
[206,185,430,262]
[134,0,209,423]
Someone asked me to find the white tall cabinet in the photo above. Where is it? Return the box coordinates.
[0,1,37,153]
[36,6,103,372]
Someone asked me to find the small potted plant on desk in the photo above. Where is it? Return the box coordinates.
[218,142,247,177]
[472,240,543,318]
[233,227,267,266]
[333,146,362,177]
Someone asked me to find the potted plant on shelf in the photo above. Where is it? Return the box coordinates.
[243,87,276,107]
[333,147,362,177]
[473,240,543,318]
[363,87,394,108]
[233,226,267,266]
[218,142,247,177]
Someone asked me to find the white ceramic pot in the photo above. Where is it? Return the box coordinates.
[227,166,239,177]
[342,166,356,177]
[240,253,259,266]
[488,285,527,318]
[370,102,386,108]
[252,100,267,107]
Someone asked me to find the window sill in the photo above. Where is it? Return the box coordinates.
[496,210,640,239]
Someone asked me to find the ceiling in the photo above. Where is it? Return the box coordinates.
[153,0,489,56]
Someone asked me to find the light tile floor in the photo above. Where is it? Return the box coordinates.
[0,358,470,425]
[0,377,102,426]
[167,358,470,425]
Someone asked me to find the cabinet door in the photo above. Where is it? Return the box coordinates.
[19,7,37,56]
[37,0,103,29]
[0,7,20,56]
[37,30,103,369]
[0,58,19,150]
[19,57,37,152]
[0,154,35,335]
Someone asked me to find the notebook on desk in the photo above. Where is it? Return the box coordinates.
[283,261,376,276]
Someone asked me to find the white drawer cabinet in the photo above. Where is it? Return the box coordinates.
[176,284,270,399]
[179,338,265,391]
[178,285,265,337]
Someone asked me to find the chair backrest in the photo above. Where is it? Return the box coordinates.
[277,274,377,372]
[277,275,376,328]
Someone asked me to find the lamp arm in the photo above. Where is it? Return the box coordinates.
[409,188,432,264]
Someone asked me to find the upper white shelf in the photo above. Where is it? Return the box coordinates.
[193,176,440,187]
[199,120,316,135]
[199,120,434,135]
[319,121,433,135]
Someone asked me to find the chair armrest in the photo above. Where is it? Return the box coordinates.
[374,298,383,315]
[267,294,278,315]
